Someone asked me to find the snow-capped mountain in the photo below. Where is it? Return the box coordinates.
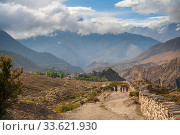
[129,23,180,42]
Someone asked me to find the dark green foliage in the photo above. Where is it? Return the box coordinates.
[45,72,71,79]
[0,54,23,118]
[34,72,45,75]
[76,74,107,82]
[45,72,60,78]
[55,104,80,113]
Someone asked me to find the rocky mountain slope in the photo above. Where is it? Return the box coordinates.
[0,30,83,73]
[132,37,180,63]
[19,31,160,67]
[84,61,110,73]
[109,37,180,77]
[124,57,180,89]
[91,67,125,81]
[138,50,180,65]
[84,37,180,74]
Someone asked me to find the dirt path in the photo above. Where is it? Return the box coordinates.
[62,91,144,120]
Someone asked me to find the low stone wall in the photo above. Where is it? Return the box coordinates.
[139,90,180,120]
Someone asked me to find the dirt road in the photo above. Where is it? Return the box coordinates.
[62,91,144,120]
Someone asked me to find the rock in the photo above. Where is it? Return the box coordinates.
[124,57,180,89]
[91,67,126,81]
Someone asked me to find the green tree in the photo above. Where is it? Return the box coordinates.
[0,54,23,118]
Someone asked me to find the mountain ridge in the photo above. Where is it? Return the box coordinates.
[19,31,160,67]
[132,37,180,63]
[0,30,83,73]
[0,50,39,70]
[87,37,180,77]
[129,23,180,42]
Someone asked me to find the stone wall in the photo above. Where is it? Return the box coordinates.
[139,90,180,120]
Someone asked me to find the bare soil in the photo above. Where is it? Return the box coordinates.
[62,91,144,120]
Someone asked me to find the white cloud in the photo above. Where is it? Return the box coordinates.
[126,44,142,58]
[68,7,95,16]
[115,0,180,22]
[4,0,66,8]
[115,0,139,7]
[91,16,170,28]
[0,1,74,38]
[0,0,174,39]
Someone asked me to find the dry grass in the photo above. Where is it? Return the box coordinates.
[160,89,180,104]
[3,73,108,119]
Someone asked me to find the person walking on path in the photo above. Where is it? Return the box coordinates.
[115,85,118,92]
[126,85,128,92]
[120,85,122,92]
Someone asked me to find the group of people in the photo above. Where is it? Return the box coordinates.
[115,85,128,92]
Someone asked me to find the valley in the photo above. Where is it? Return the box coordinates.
[0,23,180,121]
[2,73,143,120]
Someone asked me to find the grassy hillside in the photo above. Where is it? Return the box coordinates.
[2,74,108,119]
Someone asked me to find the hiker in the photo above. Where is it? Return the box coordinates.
[120,85,122,92]
[126,85,128,92]
[123,87,125,92]
[115,85,118,92]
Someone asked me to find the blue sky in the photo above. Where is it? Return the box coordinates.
[64,0,165,20]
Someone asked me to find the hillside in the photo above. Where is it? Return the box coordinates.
[124,57,180,89]
[109,37,180,77]
[19,31,160,67]
[2,73,142,120]
[0,30,83,73]
[84,61,109,73]
[91,67,126,81]
[0,50,39,70]
[2,74,108,119]
[132,37,180,63]
[138,50,180,65]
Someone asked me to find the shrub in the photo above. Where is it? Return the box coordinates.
[87,97,99,103]
[55,104,80,113]
[129,91,139,97]
[0,54,23,118]
[55,105,70,113]
[80,100,85,105]
[91,92,97,98]
[96,89,101,94]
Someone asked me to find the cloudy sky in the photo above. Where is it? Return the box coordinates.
[0,0,179,39]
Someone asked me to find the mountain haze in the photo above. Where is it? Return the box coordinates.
[132,37,180,63]
[93,37,180,77]
[0,30,83,73]
[19,31,160,67]
[84,61,110,73]
[0,50,39,70]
